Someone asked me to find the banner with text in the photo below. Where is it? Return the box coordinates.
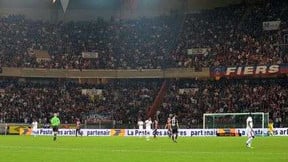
[263,21,281,31]
[30,128,288,137]
[187,48,209,55]
[31,129,111,136]
[210,64,288,79]
[82,52,99,58]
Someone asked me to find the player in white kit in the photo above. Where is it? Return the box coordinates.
[246,116,255,148]
[145,117,152,141]
[31,119,38,137]
[137,118,144,137]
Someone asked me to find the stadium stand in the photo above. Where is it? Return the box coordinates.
[0,0,288,128]
[0,78,287,128]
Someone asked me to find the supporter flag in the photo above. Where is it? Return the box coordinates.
[187,48,209,55]
[34,50,51,63]
[82,52,99,58]
[147,80,167,118]
[60,0,70,13]
[263,21,281,31]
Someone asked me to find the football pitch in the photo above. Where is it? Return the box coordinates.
[1,136,287,162]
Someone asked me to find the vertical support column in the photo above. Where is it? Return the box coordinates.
[49,0,59,23]
[203,114,206,129]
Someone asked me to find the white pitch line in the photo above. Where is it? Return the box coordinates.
[0,145,287,157]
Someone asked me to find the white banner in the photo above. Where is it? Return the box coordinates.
[238,128,288,136]
[82,52,99,58]
[81,89,103,96]
[263,21,281,31]
[178,88,199,95]
[31,128,288,137]
[32,129,111,136]
[126,129,217,137]
[187,48,209,55]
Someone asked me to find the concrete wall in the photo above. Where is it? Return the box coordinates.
[119,0,184,19]
[0,0,242,21]
[0,0,52,20]
[187,0,243,10]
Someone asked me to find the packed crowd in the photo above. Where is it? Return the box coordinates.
[0,15,180,69]
[161,78,288,128]
[1,1,288,128]
[0,1,287,69]
[173,0,288,68]
[0,78,287,128]
[0,79,160,127]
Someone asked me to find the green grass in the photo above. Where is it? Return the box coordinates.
[0,136,287,162]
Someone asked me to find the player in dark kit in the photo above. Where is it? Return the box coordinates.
[171,114,179,142]
[76,118,83,137]
[153,119,159,138]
